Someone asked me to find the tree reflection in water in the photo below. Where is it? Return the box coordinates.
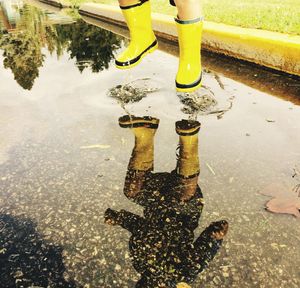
[56,21,121,73]
[0,4,121,90]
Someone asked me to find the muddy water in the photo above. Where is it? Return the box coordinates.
[0,2,300,288]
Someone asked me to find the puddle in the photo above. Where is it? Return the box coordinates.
[0,2,300,288]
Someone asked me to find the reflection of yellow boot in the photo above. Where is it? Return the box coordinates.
[120,115,159,171]
[119,115,159,198]
[175,120,201,201]
[175,18,203,92]
[115,0,158,69]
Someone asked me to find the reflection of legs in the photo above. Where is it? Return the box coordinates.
[175,120,200,201]
[119,116,159,198]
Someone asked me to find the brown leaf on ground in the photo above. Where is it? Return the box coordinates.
[259,183,300,218]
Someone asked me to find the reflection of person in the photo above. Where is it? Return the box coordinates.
[115,0,203,92]
[105,115,228,288]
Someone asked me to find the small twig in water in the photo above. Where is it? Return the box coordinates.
[205,162,216,176]
[213,73,225,90]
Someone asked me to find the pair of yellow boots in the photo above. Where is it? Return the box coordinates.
[115,0,203,92]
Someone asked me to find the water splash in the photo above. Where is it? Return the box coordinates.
[108,78,160,107]
[177,71,235,119]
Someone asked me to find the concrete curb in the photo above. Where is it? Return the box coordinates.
[38,0,70,8]
[25,0,63,11]
[79,3,300,77]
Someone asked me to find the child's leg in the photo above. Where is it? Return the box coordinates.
[118,0,138,5]
[174,0,202,20]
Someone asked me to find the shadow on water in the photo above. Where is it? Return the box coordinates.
[0,3,121,90]
[0,214,79,288]
[104,115,229,287]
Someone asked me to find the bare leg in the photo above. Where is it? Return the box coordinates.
[174,0,202,20]
[118,0,139,6]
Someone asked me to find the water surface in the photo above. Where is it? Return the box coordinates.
[0,2,300,288]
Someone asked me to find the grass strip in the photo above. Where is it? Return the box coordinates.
[71,0,300,35]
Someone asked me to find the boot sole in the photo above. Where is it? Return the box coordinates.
[176,72,202,93]
[115,40,158,69]
[119,115,159,129]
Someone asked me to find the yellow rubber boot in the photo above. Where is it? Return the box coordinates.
[175,17,203,92]
[115,0,158,69]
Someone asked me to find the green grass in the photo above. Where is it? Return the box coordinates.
[71,0,300,35]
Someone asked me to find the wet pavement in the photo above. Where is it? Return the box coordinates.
[0,2,300,288]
